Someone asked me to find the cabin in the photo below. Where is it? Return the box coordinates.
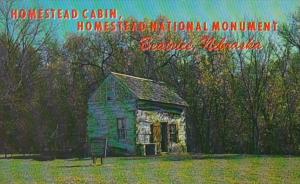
[87,72,188,156]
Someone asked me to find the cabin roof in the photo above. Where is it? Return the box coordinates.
[111,72,188,107]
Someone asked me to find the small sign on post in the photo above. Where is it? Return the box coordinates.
[90,137,107,165]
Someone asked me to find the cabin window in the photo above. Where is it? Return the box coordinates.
[169,124,178,143]
[117,118,127,140]
[107,91,114,101]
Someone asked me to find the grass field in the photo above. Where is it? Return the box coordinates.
[0,154,299,184]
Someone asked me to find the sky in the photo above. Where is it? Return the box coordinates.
[14,0,300,39]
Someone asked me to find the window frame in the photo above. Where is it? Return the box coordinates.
[117,118,127,140]
[169,124,178,143]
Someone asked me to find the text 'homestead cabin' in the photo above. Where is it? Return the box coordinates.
[87,72,188,156]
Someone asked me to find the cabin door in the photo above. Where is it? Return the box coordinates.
[151,122,168,152]
[160,122,168,152]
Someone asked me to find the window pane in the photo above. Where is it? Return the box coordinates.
[117,118,127,140]
[169,124,178,143]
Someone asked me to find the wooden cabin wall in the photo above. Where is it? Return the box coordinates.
[87,75,137,155]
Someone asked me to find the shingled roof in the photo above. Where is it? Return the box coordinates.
[111,72,188,107]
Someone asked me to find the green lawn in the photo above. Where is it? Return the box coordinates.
[0,154,299,184]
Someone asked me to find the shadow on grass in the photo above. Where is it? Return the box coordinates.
[118,154,291,162]
[119,156,159,161]
[0,154,40,160]
[56,162,110,168]
[192,154,244,160]
[162,154,298,161]
[64,157,92,161]
[56,164,94,168]
[117,154,244,162]
[0,154,89,161]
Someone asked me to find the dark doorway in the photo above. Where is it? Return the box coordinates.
[145,144,156,155]
[160,122,168,152]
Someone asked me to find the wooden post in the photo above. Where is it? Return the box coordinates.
[4,146,7,159]
[104,139,107,158]
[92,155,96,164]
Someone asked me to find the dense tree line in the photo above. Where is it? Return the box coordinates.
[0,1,299,156]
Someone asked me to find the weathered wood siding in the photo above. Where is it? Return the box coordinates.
[87,75,137,155]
